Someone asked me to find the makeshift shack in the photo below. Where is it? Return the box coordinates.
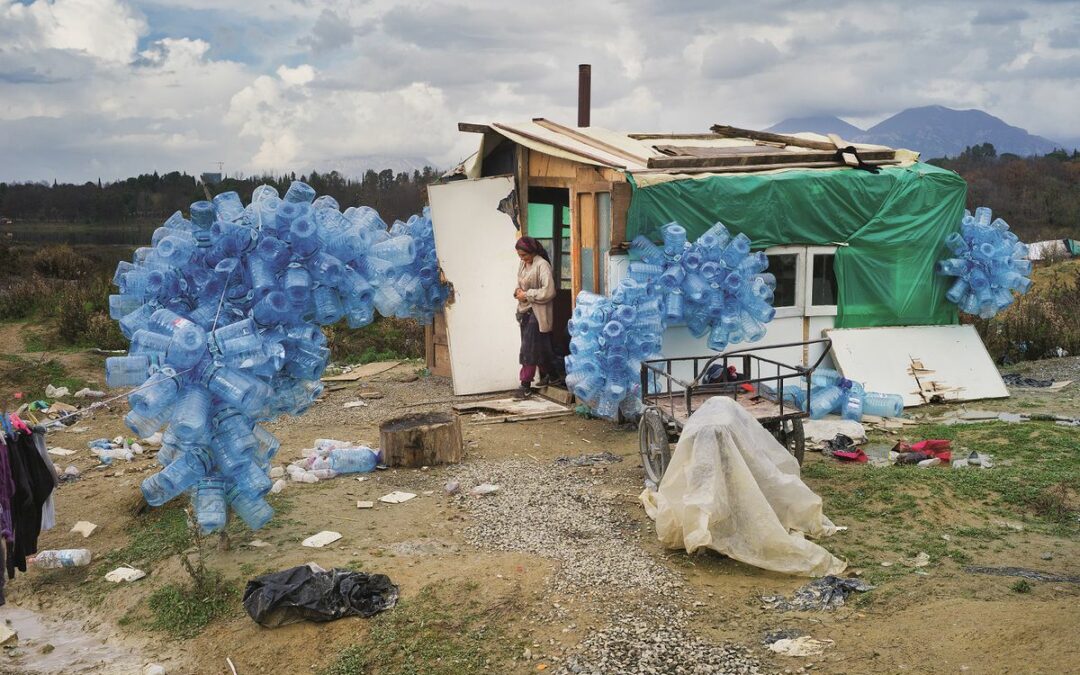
[427,119,1004,403]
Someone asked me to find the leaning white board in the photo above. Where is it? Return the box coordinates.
[429,176,521,395]
[824,324,1009,407]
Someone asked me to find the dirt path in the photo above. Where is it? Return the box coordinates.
[4,363,1078,674]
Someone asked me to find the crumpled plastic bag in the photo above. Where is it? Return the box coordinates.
[243,563,398,628]
[640,397,846,577]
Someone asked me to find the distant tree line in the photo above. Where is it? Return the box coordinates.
[930,144,1080,242]
[0,167,441,225]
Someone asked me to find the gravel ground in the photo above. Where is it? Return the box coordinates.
[451,458,769,674]
[559,612,764,675]
[450,458,680,596]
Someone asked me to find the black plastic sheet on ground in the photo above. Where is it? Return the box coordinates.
[243,564,399,628]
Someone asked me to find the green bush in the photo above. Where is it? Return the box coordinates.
[325,316,425,364]
[0,277,50,320]
[49,276,125,348]
[32,244,91,280]
[974,259,1080,363]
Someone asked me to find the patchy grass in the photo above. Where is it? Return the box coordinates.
[0,353,88,406]
[321,582,519,675]
[145,571,240,639]
[802,420,1079,575]
[1011,580,1033,594]
[98,504,193,571]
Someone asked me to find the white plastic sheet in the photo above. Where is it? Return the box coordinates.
[641,397,845,577]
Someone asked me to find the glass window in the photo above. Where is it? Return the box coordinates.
[766,254,799,307]
[559,227,572,290]
[811,254,838,306]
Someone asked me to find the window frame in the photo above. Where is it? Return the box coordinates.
[762,245,806,319]
[804,245,839,317]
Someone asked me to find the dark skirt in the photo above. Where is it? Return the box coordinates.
[518,310,556,368]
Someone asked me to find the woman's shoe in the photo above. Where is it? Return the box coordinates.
[514,384,534,400]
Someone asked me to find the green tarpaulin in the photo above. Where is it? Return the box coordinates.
[626,162,967,328]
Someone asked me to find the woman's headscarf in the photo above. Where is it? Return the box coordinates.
[515,236,550,264]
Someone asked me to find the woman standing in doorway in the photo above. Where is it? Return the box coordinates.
[513,236,563,398]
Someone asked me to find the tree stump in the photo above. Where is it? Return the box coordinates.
[379,412,463,468]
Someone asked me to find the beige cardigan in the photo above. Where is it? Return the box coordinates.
[517,257,556,332]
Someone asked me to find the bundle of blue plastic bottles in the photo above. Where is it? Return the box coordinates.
[937,206,1032,319]
[565,221,776,419]
[105,181,446,533]
[773,368,905,421]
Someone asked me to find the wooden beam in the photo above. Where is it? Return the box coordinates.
[709,124,838,152]
[628,133,723,140]
[611,182,631,247]
[532,118,650,166]
[633,159,902,175]
[647,149,896,169]
[492,123,623,169]
[515,144,529,233]
[458,122,492,134]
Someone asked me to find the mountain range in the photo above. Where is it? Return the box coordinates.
[766,106,1066,159]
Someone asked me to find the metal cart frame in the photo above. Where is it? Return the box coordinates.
[638,338,832,483]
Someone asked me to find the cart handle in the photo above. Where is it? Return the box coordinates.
[694,337,833,385]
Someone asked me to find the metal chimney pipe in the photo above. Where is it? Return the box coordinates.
[578,64,591,127]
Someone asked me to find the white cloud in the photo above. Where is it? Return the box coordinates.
[0,0,146,63]
[1,0,1078,181]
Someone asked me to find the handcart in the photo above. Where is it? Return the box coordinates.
[638,338,831,483]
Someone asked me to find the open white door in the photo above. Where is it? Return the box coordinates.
[429,176,521,395]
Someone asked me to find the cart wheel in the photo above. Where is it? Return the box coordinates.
[639,406,671,484]
[770,418,806,466]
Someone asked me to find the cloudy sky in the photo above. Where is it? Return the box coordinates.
[2,0,1078,182]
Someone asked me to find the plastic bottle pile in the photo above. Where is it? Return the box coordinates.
[565,222,776,418]
[770,368,905,420]
[105,182,445,533]
[937,206,1032,319]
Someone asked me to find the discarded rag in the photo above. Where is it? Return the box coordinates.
[243,563,398,628]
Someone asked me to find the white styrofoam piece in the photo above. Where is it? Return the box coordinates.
[824,324,1009,407]
[301,531,342,548]
[429,176,521,395]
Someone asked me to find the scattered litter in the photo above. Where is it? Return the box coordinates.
[45,384,70,398]
[302,531,342,548]
[243,563,398,627]
[269,466,285,479]
[356,501,374,509]
[56,425,90,434]
[141,432,163,446]
[803,419,867,448]
[762,629,805,645]
[70,521,97,538]
[902,551,931,568]
[59,465,80,483]
[444,480,460,494]
[130,442,144,454]
[767,636,834,657]
[991,520,1025,532]
[998,412,1023,423]
[963,566,1080,584]
[469,483,501,496]
[73,388,105,399]
[0,623,17,645]
[1002,373,1053,388]
[47,447,75,457]
[343,401,369,409]
[105,566,146,583]
[917,457,941,468]
[269,479,286,494]
[378,491,417,504]
[554,452,623,467]
[246,540,271,548]
[761,575,875,611]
